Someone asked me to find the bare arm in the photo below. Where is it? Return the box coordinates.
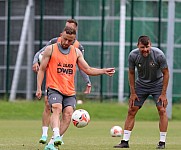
[157,68,169,108]
[36,45,52,99]
[128,68,139,107]
[161,68,169,95]
[128,69,136,94]
[76,48,115,76]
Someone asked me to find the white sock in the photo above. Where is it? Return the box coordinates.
[123,130,132,141]
[42,126,48,136]
[53,127,60,138]
[160,132,167,142]
[48,136,54,145]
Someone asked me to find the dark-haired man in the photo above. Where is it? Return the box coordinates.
[114,35,169,149]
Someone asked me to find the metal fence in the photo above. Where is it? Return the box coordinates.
[0,0,181,103]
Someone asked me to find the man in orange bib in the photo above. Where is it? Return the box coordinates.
[36,26,115,150]
[32,19,91,145]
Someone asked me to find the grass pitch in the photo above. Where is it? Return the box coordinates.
[0,100,181,149]
[0,120,181,150]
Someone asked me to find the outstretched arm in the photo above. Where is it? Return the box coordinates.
[76,48,115,76]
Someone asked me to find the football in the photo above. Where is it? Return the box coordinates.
[71,109,90,128]
[110,126,123,137]
[38,51,44,63]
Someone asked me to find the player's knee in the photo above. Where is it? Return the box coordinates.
[62,106,74,118]
[158,107,166,116]
[128,107,138,116]
[62,110,72,123]
[44,106,51,113]
[52,104,62,114]
[63,111,72,119]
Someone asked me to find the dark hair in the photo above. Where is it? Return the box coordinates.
[63,26,76,35]
[138,35,151,45]
[66,19,78,27]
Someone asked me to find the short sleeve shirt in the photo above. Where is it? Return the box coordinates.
[128,47,168,88]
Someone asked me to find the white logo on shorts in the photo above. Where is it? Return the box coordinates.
[53,97,56,101]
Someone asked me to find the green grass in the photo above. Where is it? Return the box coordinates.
[0,100,181,149]
[0,100,181,120]
[0,120,181,150]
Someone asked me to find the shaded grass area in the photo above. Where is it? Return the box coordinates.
[0,120,180,150]
[0,100,181,120]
